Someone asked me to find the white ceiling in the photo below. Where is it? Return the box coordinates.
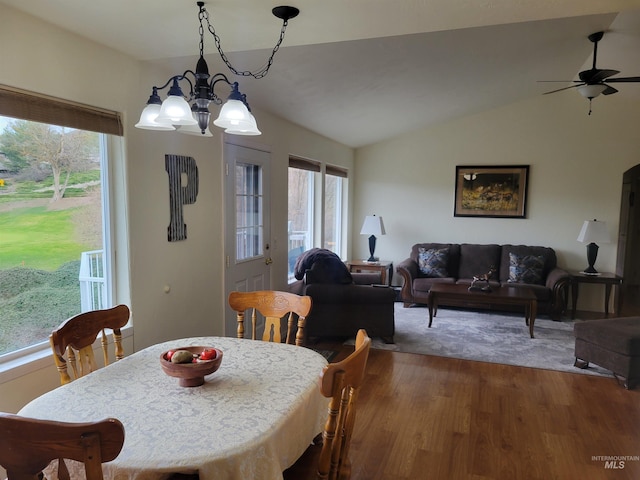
[3,0,640,147]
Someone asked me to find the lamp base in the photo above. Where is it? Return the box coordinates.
[367,235,377,263]
[581,269,601,276]
[584,242,600,275]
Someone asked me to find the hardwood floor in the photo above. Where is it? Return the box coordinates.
[286,338,640,480]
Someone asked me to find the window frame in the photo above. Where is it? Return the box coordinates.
[0,86,128,381]
[287,156,348,281]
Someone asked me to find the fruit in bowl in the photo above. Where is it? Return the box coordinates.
[160,346,223,387]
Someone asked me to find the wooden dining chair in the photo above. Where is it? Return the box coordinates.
[228,290,312,346]
[316,329,371,480]
[49,304,130,385]
[285,329,371,480]
[0,412,125,480]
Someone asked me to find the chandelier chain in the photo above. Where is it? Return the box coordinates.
[200,7,289,79]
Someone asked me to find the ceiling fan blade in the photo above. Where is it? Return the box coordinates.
[602,85,618,95]
[542,84,583,95]
[579,68,620,83]
[605,76,640,83]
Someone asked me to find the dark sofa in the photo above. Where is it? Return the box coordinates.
[288,248,396,343]
[396,243,571,320]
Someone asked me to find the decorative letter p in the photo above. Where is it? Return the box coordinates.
[166,154,199,241]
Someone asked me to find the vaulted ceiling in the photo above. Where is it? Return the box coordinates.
[3,0,640,147]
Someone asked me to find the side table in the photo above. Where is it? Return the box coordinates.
[347,260,393,286]
[570,271,623,319]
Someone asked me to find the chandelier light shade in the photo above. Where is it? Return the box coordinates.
[134,89,176,130]
[135,2,299,136]
[155,81,197,126]
[213,84,261,135]
[178,112,214,136]
[360,215,386,262]
[576,219,611,275]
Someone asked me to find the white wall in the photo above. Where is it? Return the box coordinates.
[0,5,353,414]
[354,89,640,311]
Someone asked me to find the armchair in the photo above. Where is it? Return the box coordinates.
[289,249,395,343]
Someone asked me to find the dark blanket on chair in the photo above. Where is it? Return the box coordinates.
[294,248,353,284]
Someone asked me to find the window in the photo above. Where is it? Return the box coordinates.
[287,157,347,280]
[0,86,123,359]
[324,166,347,255]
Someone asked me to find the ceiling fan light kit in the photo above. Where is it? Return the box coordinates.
[540,31,640,115]
[577,84,607,99]
[135,2,299,136]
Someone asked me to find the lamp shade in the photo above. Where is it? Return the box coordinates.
[134,104,176,131]
[577,219,610,244]
[224,110,261,136]
[156,95,197,126]
[178,123,213,137]
[213,99,252,128]
[178,112,213,136]
[360,215,386,236]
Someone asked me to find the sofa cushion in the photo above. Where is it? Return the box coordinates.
[294,248,353,284]
[413,276,456,295]
[457,244,500,280]
[418,247,449,277]
[507,252,545,285]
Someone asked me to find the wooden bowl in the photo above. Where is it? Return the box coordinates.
[159,346,223,387]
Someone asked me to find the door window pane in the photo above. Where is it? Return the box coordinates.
[235,163,263,261]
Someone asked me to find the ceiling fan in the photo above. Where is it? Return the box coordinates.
[540,31,640,114]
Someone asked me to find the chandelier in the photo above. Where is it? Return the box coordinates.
[135,2,299,136]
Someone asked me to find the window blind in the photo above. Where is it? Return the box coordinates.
[289,156,321,172]
[325,165,348,178]
[0,85,123,136]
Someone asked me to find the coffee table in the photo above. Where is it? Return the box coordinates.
[427,283,538,338]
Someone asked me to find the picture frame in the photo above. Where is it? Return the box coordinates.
[454,165,529,218]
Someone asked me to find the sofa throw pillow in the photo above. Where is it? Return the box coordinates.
[418,247,449,278]
[508,253,545,285]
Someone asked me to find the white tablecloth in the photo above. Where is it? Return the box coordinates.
[18,337,328,480]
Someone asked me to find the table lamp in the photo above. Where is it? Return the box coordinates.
[576,219,610,275]
[360,215,385,262]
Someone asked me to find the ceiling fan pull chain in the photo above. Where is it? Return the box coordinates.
[588,98,593,116]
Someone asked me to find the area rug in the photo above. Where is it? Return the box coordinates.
[346,303,612,378]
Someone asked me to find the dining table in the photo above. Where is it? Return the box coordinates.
[18,336,329,480]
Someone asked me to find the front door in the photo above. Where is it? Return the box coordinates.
[223,141,272,336]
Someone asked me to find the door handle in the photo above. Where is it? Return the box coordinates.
[265,257,273,265]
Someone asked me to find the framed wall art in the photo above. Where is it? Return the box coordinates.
[454,165,529,218]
